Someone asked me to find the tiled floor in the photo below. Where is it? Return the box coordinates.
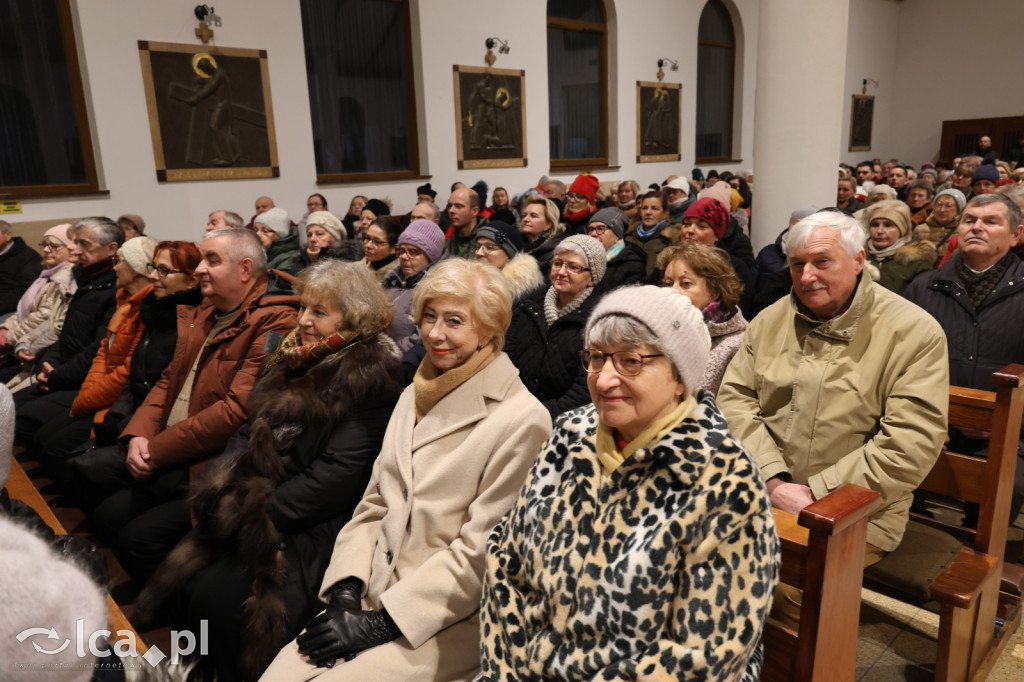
[855,510,1024,681]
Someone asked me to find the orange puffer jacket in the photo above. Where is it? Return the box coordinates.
[71,284,153,421]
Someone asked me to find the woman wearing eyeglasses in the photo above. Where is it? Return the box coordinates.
[473,221,544,304]
[479,285,779,682]
[585,207,646,291]
[505,235,607,419]
[383,220,448,352]
[69,241,202,506]
[0,225,75,379]
[361,215,401,281]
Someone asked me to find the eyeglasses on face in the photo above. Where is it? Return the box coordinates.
[361,236,388,248]
[550,259,590,275]
[145,262,186,278]
[396,246,424,258]
[579,349,664,376]
[566,192,588,203]
[39,240,67,250]
[473,240,501,253]
[587,224,609,236]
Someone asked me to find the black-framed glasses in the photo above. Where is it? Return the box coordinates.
[361,236,388,247]
[580,349,664,377]
[587,224,609,236]
[110,256,121,266]
[145,262,185,278]
[551,259,590,275]
[566,192,588,203]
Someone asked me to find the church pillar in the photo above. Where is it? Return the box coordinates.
[751,0,850,253]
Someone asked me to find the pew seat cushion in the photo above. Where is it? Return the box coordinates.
[864,520,962,603]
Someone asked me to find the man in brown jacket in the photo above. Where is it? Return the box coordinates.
[91,228,297,583]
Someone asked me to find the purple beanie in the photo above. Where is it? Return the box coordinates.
[399,219,446,262]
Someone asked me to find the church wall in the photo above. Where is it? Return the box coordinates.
[14,0,760,241]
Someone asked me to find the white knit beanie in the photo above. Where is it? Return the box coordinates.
[255,207,291,238]
[306,210,346,241]
[119,236,158,277]
[585,285,711,396]
[0,519,107,682]
[555,234,607,284]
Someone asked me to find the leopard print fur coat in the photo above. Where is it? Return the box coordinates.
[479,391,780,681]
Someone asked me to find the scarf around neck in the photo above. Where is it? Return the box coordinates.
[866,234,911,261]
[262,325,367,374]
[636,219,667,239]
[956,251,1014,309]
[413,342,499,421]
[17,261,69,321]
[544,285,593,325]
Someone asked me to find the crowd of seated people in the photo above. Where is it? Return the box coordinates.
[3,145,1024,680]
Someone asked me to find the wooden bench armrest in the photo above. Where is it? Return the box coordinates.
[930,546,999,609]
[798,484,882,536]
[989,363,1024,389]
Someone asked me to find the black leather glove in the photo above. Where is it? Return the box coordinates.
[296,603,401,668]
[325,577,363,612]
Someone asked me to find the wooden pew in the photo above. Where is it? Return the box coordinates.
[4,458,148,655]
[761,484,881,682]
[864,364,1024,682]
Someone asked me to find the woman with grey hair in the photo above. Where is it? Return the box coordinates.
[505,234,608,418]
[262,258,551,681]
[479,285,779,682]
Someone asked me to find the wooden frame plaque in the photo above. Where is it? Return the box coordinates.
[453,65,527,169]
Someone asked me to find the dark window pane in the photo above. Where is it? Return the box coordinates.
[696,0,734,159]
[547,0,603,23]
[301,0,414,175]
[0,0,86,187]
[547,27,603,161]
[698,0,734,45]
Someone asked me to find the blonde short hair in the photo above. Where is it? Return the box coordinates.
[294,259,394,334]
[412,259,512,351]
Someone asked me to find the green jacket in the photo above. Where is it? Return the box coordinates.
[718,273,949,551]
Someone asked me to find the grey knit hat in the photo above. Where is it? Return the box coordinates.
[585,285,710,396]
[119,236,158,277]
[255,207,291,237]
[589,207,629,239]
[933,188,966,213]
[555,234,607,284]
[477,221,523,259]
[306,210,346,241]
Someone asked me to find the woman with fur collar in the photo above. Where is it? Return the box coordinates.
[865,200,936,295]
[262,259,551,681]
[135,260,403,682]
[472,220,544,303]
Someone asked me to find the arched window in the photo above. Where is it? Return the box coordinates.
[695,0,735,163]
[547,0,607,168]
[300,0,419,182]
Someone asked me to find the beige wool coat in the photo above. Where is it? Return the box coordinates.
[261,352,552,682]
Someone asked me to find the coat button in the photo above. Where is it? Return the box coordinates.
[402,487,408,500]
[968,355,974,361]
[376,483,381,495]
[386,550,394,564]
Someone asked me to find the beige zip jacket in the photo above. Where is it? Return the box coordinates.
[718,274,948,551]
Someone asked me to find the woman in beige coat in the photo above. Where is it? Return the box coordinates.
[261,259,552,682]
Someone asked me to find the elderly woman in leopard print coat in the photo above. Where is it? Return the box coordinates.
[479,285,779,682]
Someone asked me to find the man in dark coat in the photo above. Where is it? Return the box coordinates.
[13,217,123,428]
[905,193,1024,524]
[0,220,43,317]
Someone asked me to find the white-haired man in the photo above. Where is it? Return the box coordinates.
[718,210,949,627]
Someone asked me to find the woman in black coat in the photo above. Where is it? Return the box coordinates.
[505,235,607,419]
[134,260,403,682]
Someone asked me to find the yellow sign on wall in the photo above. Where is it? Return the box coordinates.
[0,201,23,214]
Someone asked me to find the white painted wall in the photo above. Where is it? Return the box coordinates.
[888,0,1024,165]
[13,0,760,241]
[840,0,900,165]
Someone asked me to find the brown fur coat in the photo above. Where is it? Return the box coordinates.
[135,332,402,680]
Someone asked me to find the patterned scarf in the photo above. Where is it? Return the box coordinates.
[262,326,366,374]
[956,252,1014,309]
[544,285,594,325]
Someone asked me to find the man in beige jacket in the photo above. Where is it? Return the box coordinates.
[718,209,949,626]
